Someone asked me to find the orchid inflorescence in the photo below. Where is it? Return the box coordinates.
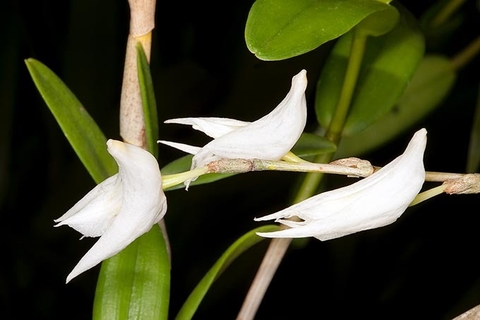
[56,69,428,282]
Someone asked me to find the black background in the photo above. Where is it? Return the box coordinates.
[1,0,480,319]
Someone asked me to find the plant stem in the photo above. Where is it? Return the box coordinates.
[450,35,480,71]
[409,185,447,206]
[235,238,292,320]
[206,157,374,176]
[325,31,367,142]
[237,30,368,320]
[120,0,156,147]
[430,0,465,29]
[94,2,169,318]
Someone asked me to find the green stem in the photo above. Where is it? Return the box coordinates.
[409,185,447,206]
[325,31,368,144]
[450,35,480,71]
[430,0,465,29]
[296,30,368,201]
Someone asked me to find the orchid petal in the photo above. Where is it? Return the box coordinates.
[66,190,166,283]
[158,140,201,155]
[192,69,308,169]
[165,117,250,138]
[56,140,167,283]
[256,128,427,241]
[54,175,122,237]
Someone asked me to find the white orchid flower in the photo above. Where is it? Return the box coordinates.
[255,128,427,241]
[159,69,308,187]
[54,140,167,283]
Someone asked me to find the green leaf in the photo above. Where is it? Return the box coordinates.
[245,0,398,61]
[356,4,399,37]
[334,55,456,158]
[292,132,337,158]
[137,43,159,159]
[175,225,280,320]
[161,154,192,176]
[93,224,170,320]
[316,2,425,136]
[25,58,116,183]
[27,58,170,319]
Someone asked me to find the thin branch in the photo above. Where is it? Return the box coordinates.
[207,157,374,177]
[119,0,172,257]
[162,157,480,195]
[453,303,480,319]
[450,35,480,71]
[207,158,480,193]
[430,0,466,29]
[237,238,292,320]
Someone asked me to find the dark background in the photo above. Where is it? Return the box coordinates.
[1,0,479,318]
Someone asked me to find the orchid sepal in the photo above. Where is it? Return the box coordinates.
[255,128,427,241]
[55,140,167,283]
[160,70,309,188]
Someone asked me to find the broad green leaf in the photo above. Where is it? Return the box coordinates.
[356,5,399,37]
[334,55,456,158]
[175,225,280,320]
[93,224,170,320]
[25,58,116,183]
[316,2,425,136]
[245,0,398,61]
[137,43,159,159]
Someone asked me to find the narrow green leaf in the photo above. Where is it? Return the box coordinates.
[161,154,192,176]
[26,58,170,319]
[93,224,171,320]
[175,225,280,320]
[136,43,159,158]
[245,0,397,61]
[25,58,116,183]
[334,55,456,158]
[316,2,425,136]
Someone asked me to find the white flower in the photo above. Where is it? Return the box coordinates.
[54,140,167,283]
[159,69,308,187]
[255,128,427,241]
